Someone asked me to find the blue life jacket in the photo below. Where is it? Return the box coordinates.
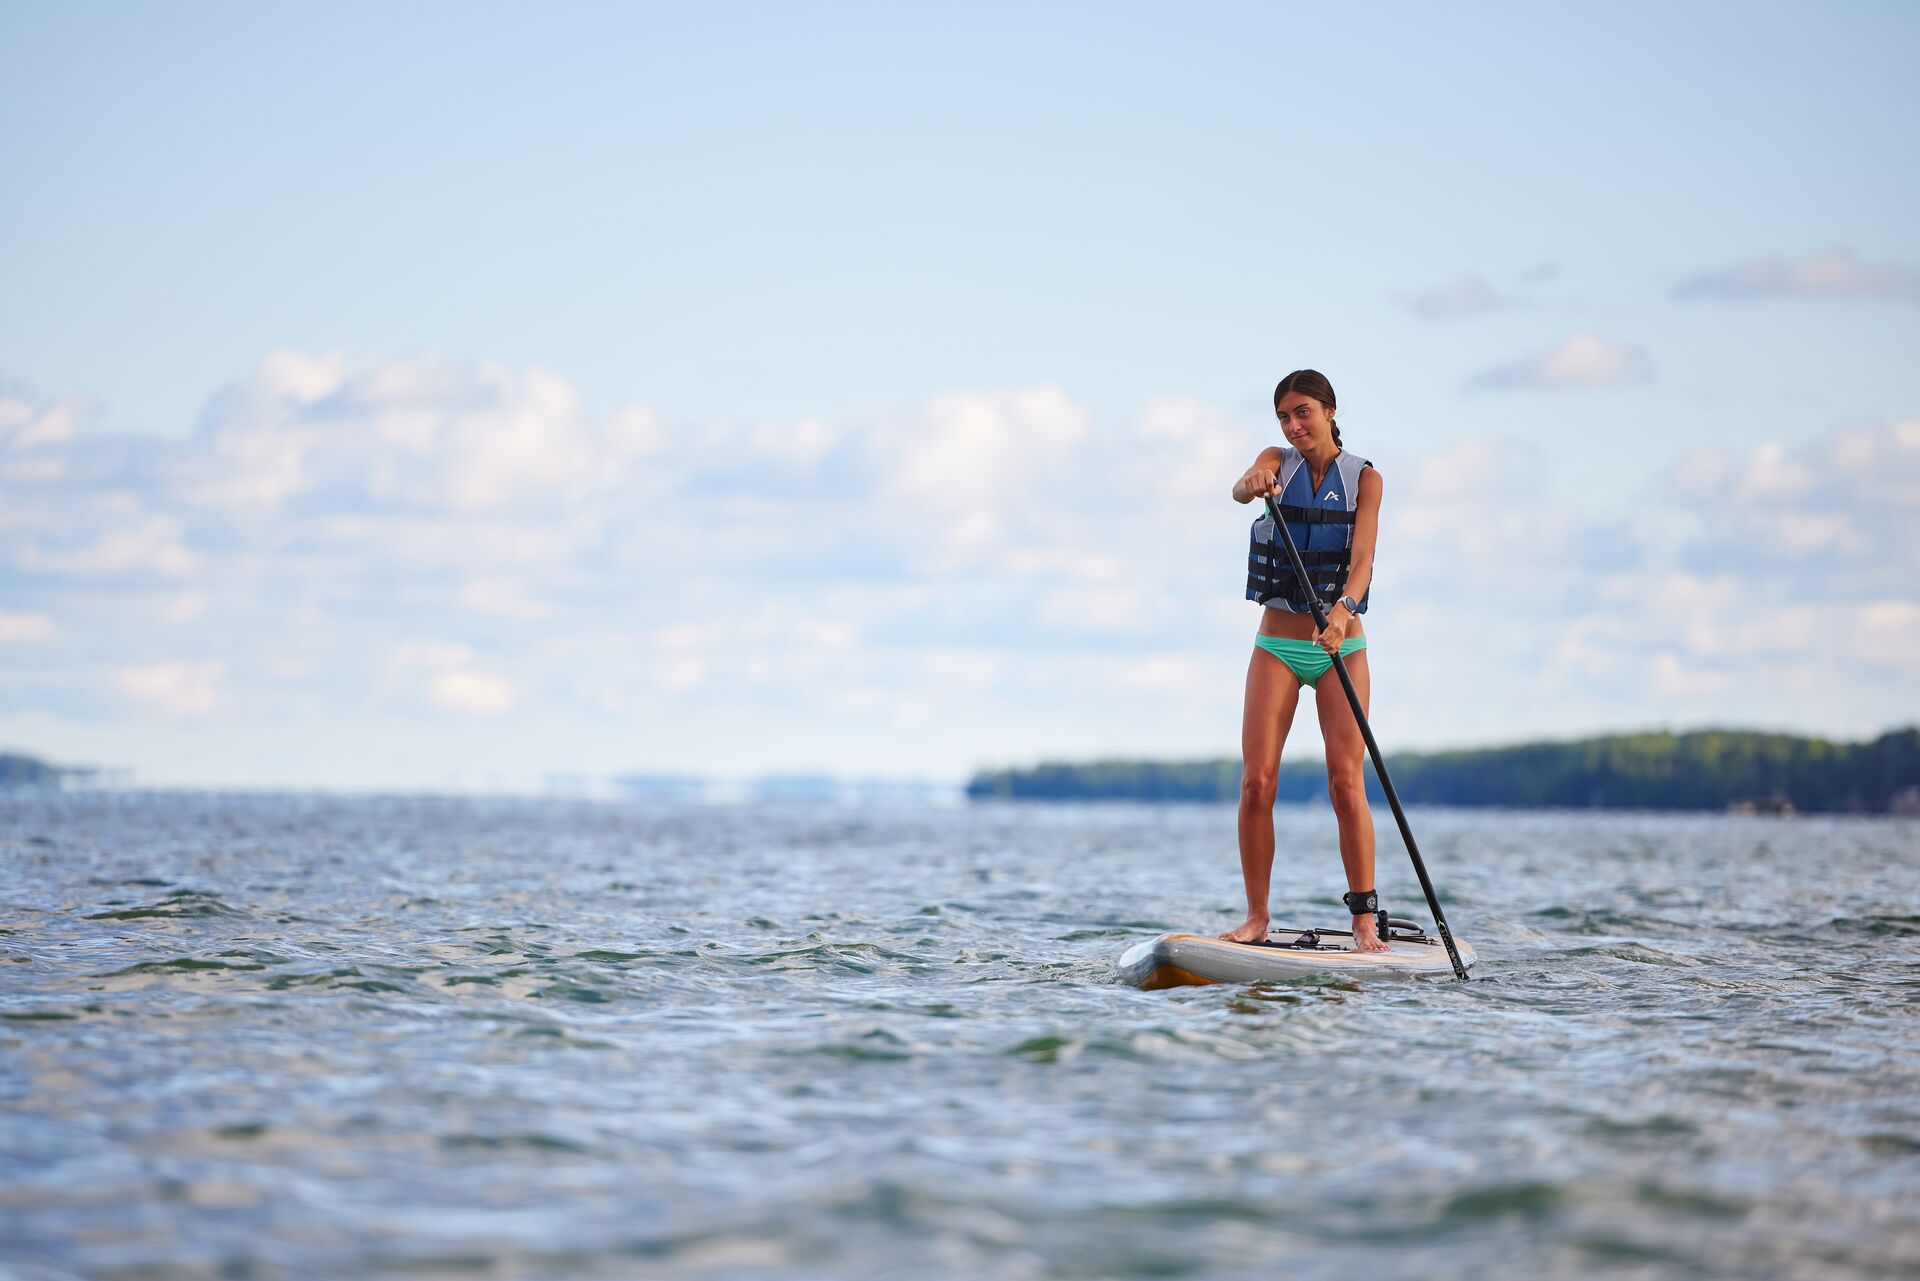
[1246,448,1373,614]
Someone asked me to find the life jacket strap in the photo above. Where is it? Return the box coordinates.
[1272,503,1357,526]
[1246,534,1354,606]
[1271,549,1351,568]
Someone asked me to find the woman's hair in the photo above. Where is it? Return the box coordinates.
[1273,369,1340,446]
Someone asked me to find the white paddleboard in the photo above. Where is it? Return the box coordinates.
[1118,923,1475,989]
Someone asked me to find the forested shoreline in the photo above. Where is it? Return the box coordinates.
[966,728,1920,815]
[0,752,65,786]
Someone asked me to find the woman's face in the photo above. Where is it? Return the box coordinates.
[1275,392,1334,450]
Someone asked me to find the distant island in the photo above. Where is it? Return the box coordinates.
[966,728,1920,816]
[1,750,67,787]
[1,750,116,789]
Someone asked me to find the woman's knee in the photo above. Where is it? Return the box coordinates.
[1240,767,1278,811]
[1327,770,1369,818]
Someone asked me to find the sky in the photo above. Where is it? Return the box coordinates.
[2,1,1917,789]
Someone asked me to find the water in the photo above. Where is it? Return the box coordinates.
[2,792,1917,1280]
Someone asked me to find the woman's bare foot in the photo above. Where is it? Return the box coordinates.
[1219,914,1270,943]
[1351,914,1390,951]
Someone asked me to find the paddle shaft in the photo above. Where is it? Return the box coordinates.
[1260,488,1469,980]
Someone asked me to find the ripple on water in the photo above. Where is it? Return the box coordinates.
[1,793,1916,1280]
[83,888,250,920]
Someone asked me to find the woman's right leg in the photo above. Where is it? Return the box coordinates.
[1220,646,1303,942]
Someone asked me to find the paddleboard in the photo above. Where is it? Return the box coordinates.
[1118,920,1475,989]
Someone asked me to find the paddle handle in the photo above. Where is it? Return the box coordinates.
[1260,490,1469,981]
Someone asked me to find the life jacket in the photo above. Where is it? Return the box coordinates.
[1246,447,1373,614]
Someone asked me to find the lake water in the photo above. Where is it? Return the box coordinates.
[3,791,1917,1279]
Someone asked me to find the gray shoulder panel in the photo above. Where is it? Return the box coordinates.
[1278,447,1305,497]
[1334,451,1372,506]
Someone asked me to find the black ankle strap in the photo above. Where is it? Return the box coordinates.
[1342,889,1377,916]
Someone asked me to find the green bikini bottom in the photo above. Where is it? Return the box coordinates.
[1254,634,1368,686]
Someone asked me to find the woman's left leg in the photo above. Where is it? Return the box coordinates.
[1316,649,1388,951]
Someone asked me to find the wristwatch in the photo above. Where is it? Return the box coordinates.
[1337,595,1362,616]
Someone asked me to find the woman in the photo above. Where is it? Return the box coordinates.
[1219,369,1389,951]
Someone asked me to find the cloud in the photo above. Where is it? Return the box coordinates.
[177,349,664,515]
[392,642,517,716]
[0,389,83,484]
[1382,438,1624,598]
[116,660,224,716]
[3,348,1913,780]
[18,510,198,578]
[1674,419,1920,591]
[1676,249,1920,304]
[425,668,516,716]
[0,611,57,643]
[1554,573,1920,696]
[1651,652,1734,697]
[1471,332,1648,389]
[883,385,1088,512]
[0,392,78,449]
[459,577,552,620]
[1404,275,1516,321]
[3,354,1277,771]
[1494,419,1920,731]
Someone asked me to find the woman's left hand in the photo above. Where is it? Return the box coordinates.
[1314,609,1348,655]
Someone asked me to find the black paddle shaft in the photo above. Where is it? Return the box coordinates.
[1260,487,1469,980]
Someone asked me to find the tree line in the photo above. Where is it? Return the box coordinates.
[965,728,1920,815]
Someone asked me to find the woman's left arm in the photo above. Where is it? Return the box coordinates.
[1316,467,1383,650]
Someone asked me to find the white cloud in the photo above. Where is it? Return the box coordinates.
[1674,419,1920,586]
[1650,652,1733,697]
[919,648,1003,692]
[117,661,224,716]
[1114,653,1217,698]
[1381,437,1608,598]
[1677,249,1920,304]
[603,406,666,460]
[1858,601,1920,672]
[178,351,662,516]
[459,577,551,620]
[0,390,82,484]
[19,512,198,578]
[0,455,66,483]
[884,386,1088,510]
[1405,275,1514,321]
[159,593,209,624]
[426,668,516,716]
[1471,332,1648,389]
[392,641,477,670]
[4,348,1912,782]
[651,655,710,696]
[391,642,516,716]
[252,348,348,404]
[0,394,77,449]
[0,611,57,643]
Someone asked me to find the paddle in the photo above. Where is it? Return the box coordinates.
[1260,485,1470,980]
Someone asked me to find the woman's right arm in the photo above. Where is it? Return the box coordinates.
[1232,447,1285,504]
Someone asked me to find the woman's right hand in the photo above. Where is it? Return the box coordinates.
[1235,467,1278,503]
